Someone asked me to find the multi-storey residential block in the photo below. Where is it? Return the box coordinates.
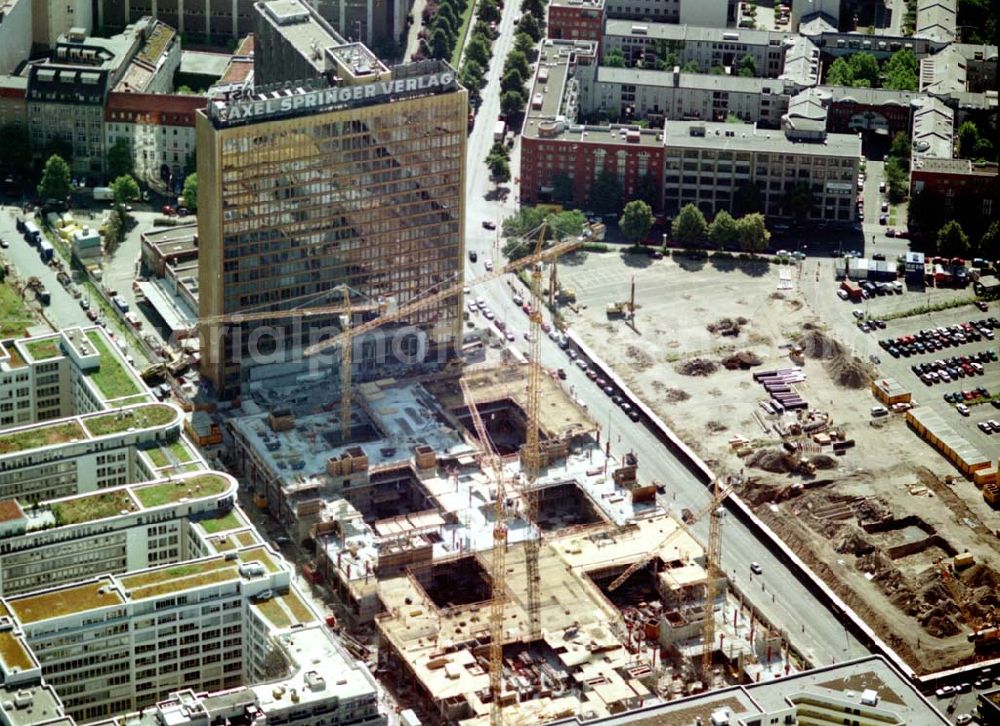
[581,66,791,125]
[603,0,732,27]
[519,40,859,219]
[548,0,605,45]
[26,19,174,177]
[0,327,152,429]
[602,21,796,78]
[104,92,201,190]
[910,157,998,219]
[96,0,254,39]
[197,0,466,395]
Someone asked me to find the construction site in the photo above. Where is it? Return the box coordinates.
[557,247,1000,676]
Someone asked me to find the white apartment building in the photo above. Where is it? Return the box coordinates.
[0,541,383,724]
[0,471,238,596]
[661,119,860,221]
[0,327,151,430]
[0,401,183,502]
[602,21,795,78]
[582,65,791,125]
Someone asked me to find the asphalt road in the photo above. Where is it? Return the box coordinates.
[1,205,93,331]
[458,18,869,667]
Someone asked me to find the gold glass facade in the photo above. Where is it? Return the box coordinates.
[197,83,467,394]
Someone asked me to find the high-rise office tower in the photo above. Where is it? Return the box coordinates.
[197,0,466,395]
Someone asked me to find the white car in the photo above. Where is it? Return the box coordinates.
[750,562,763,575]
[505,331,515,342]
[484,258,494,271]
[483,308,494,320]
[467,302,477,313]
[837,289,849,300]
[956,403,970,416]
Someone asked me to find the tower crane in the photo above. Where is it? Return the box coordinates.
[701,476,727,684]
[607,478,735,592]
[460,378,509,726]
[302,233,580,359]
[194,285,382,441]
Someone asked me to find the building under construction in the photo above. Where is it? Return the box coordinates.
[221,364,801,724]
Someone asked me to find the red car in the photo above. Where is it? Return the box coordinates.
[161,205,176,216]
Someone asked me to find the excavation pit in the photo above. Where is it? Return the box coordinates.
[533,481,609,532]
[411,556,492,611]
[455,398,527,456]
[363,469,437,522]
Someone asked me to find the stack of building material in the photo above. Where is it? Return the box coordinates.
[753,368,808,411]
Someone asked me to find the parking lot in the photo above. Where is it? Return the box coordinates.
[856,302,1000,445]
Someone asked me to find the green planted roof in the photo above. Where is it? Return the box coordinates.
[84,330,141,400]
[82,404,178,437]
[132,473,230,508]
[0,420,86,456]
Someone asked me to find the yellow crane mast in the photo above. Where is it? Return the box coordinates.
[520,225,548,642]
[701,477,726,683]
[302,235,581,360]
[194,284,382,440]
[460,378,509,726]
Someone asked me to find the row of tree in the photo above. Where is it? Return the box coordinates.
[457,2,499,106]
[422,0,472,61]
[672,204,770,251]
[494,0,546,117]
[825,49,918,91]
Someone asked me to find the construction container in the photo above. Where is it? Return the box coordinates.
[954,552,975,569]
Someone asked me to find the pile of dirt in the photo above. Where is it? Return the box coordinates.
[835,526,876,556]
[800,330,845,359]
[747,448,794,473]
[826,354,873,389]
[626,346,654,371]
[810,454,838,470]
[855,498,892,523]
[770,292,786,300]
[721,350,763,370]
[707,317,749,337]
[675,358,719,376]
[664,388,691,402]
[706,420,728,433]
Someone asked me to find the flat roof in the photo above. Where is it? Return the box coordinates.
[251,626,377,707]
[549,656,948,724]
[0,401,180,458]
[8,577,124,624]
[258,0,344,72]
[603,19,791,46]
[137,280,197,332]
[661,120,861,157]
[907,407,990,469]
[595,66,784,94]
[0,629,34,671]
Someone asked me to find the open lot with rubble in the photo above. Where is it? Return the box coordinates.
[558,248,1000,674]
